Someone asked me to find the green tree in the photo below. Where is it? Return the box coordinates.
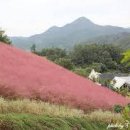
[30,44,36,53]
[103,44,122,64]
[70,44,121,70]
[38,48,67,61]
[121,50,130,67]
[88,63,107,73]
[73,67,89,77]
[0,29,11,44]
[121,50,130,72]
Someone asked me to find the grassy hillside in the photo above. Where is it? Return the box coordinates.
[0,114,108,130]
[0,97,125,130]
[0,43,129,111]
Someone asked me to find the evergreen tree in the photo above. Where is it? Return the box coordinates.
[0,29,11,44]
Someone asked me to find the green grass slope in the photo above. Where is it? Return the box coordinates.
[0,114,107,130]
[0,97,125,130]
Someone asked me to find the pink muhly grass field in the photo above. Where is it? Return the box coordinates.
[0,42,129,110]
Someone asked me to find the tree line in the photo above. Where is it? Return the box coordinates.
[31,43,129,76]
[0,29,11,45]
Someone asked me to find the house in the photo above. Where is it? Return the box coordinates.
[89,69,129,88]
[111,76,130,89]
[88,69,127,81]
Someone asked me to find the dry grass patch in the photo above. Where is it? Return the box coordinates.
[0,97,125,124]
[0,97,84,117]
[87,109,124,123]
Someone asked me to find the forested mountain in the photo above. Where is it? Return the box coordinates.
[85,32,130,50]
[11,17,130,50]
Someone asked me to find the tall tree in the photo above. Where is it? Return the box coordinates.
[38,48,67,61]
[30,44,36,53]
[0,29,11,44]
[121,50,130,67]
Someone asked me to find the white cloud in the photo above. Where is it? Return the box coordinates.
[0,0,130,36]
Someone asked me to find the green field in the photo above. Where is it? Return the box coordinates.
[0,114,108,130]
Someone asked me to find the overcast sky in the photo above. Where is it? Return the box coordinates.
[0,0,130,36]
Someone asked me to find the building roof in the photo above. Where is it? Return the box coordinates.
[100,73,129,81]
[112,76,130,89]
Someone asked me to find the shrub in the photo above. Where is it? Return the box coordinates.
[55,58,74,70]
[99,79,110,88]
[122,103,130,120]
[114,105,123,113]
[73,67,88,77]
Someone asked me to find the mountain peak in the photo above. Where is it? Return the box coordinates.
[75,17,91,21]
[47,26,59,31]
[62,17,95,29]
[72,17,94,25]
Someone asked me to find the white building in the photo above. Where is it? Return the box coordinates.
[111,76,130,89]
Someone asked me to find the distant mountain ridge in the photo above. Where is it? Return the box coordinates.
[85,32,130,49]
[11,17,130,50]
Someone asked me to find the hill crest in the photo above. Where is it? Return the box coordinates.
[0,42,129,110]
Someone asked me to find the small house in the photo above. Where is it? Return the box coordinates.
[111,76,130,90]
